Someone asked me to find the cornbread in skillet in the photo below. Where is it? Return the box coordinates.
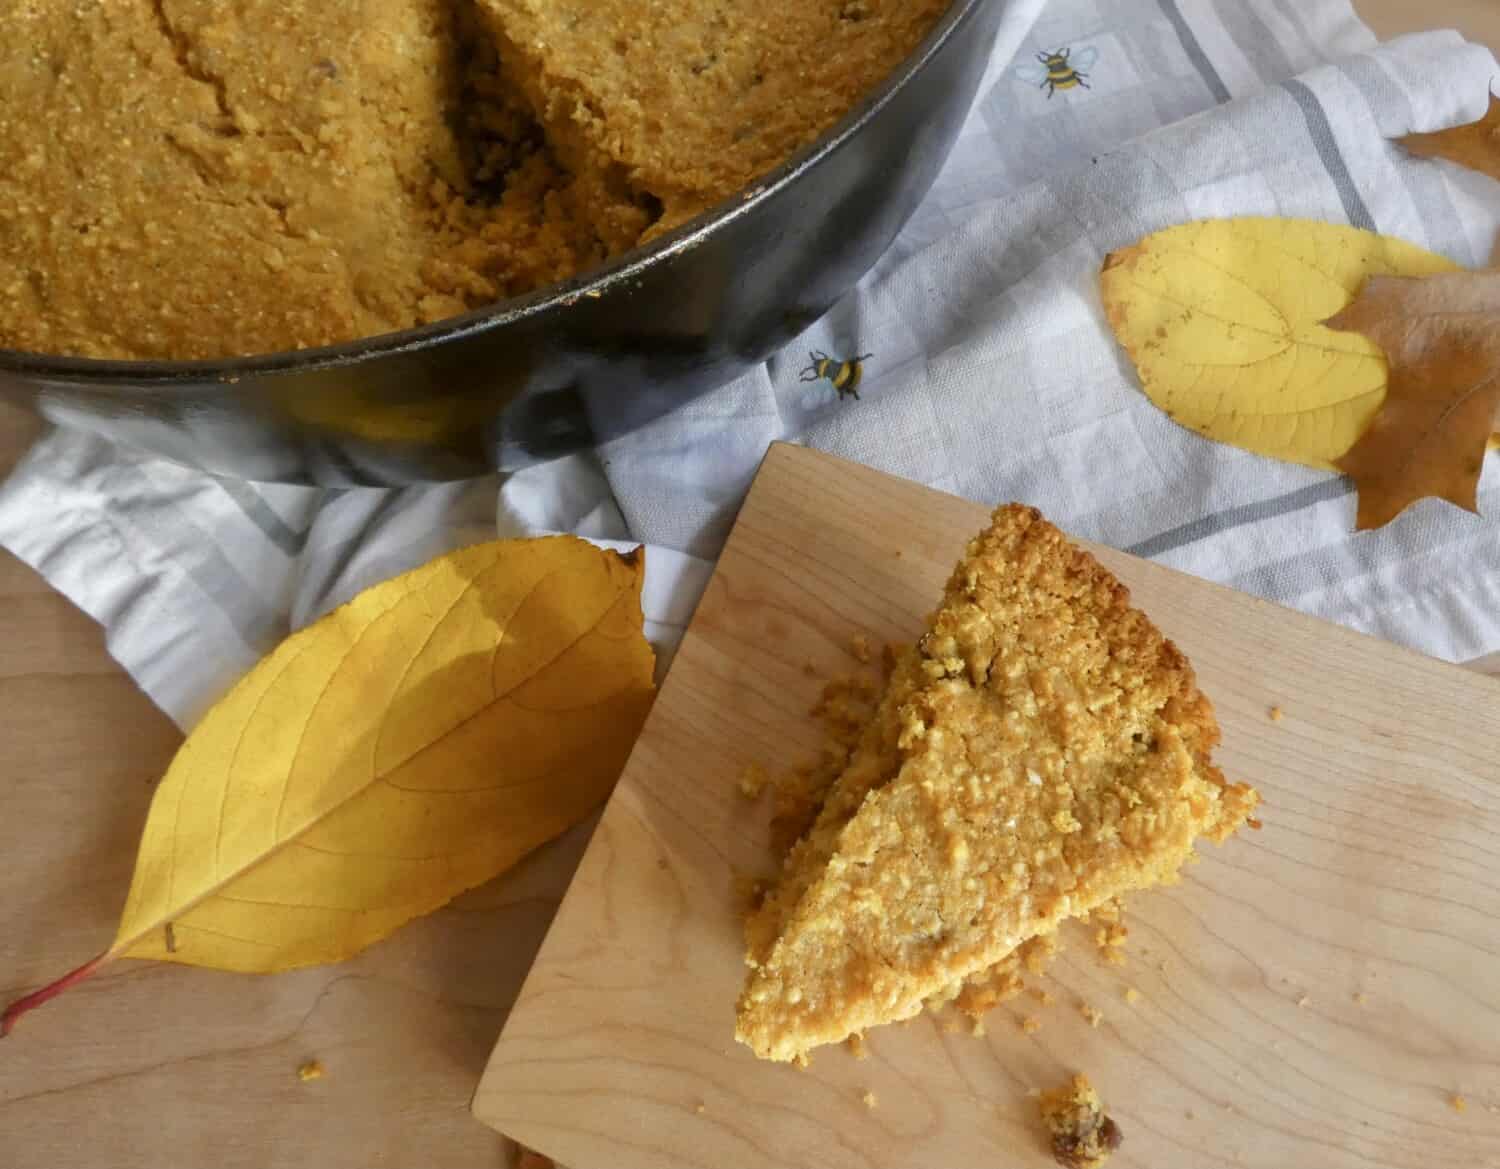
[736,505,1258,1062]
[475,0,952,239]
[0,0,621,360]
[2,0,950,361]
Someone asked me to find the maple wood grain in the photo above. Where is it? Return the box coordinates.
[476,443,1500,1169]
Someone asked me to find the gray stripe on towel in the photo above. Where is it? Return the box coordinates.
[1127,477,1354,559]
[1283,79,1377,231]
[1157,0,1232,104]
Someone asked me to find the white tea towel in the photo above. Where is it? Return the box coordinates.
[3,0,1500,734]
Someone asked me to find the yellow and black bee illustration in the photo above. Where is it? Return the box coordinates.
[1016,45,1098,98]
[800,349,872,400]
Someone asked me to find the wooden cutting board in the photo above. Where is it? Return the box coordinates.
[474,443,1500,1169]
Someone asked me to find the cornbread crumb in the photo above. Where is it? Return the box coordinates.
[694,1101,706,1115]
[1033,988,1056,1007]
[296,1060,325,1083]
[1024,934,1060,975]
[1081,1004,1104,1029]
[736,505,1257,1062]
[1353,992,1368,1007]
[971,1017,987,1037]
[851,634,873,663]
[738,763,771,799]
[1450,1094,1467,1114]
[1022,1015,1043,1034]
[731,872,771,919]
[848,1032,870,1060]
[955,936,1056,1019]
[862,1090,878,1110]
[1123,987,1141,1005]
[1039,1074,1122,1169]
[1094,921,1129,965]
[1269,706,1285,723]
[1296,994,1311,1008]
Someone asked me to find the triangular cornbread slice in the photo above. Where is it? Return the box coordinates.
[737,505,1257,1062]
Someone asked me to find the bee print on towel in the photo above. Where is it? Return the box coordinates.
[800,350,872,400]
[1016,46,1098,98]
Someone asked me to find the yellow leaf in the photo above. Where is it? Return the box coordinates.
[1100,218,1458,467]
[3,536,653,1033]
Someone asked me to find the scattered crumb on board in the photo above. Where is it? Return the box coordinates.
[694,1101,706,1115]
[1123,987,1141,1005]
[1450,1094,1467,1114]
[1269,705,1284,723]
[1081,1004,1103,1028]
[847,1032,869,1060]
[738,762,770,798]
[849,633,872,663]
[1088,901,1127,965]
[1038,1073,1122,1169]
[296,1060,325,1083]
[1022,1015,1042,1034]
[1296,994,1311,1008]
[1033,988,1055,1006]
[971,1017,987,1037]
[1353,992,1368,1007]
[862,1090,878,1110]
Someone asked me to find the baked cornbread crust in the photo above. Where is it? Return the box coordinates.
[736,505,1258,1062]
[474,0,952,238]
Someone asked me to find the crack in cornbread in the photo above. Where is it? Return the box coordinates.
[736,505,1258,1062]
[4,0,950,360]
[472,0,952,240]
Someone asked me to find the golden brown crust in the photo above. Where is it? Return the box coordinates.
[736,505,1258,1062]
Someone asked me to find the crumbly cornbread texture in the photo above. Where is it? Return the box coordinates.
[2,0,948,360]
[736,505,1258,1062]
[473,0,951,238]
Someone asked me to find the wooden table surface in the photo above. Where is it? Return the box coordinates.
[1,4,1497,1166]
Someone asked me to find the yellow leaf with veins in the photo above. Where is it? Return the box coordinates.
[1100,218,1458,467]
[3,536,654,1033]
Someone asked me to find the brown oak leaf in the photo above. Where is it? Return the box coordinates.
[1401,95,1500,186]
[1324,271,1500,530]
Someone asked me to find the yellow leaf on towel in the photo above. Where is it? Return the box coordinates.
[1100,218,1457,467]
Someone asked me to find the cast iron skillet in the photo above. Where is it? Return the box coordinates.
[0,0,1008,484]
